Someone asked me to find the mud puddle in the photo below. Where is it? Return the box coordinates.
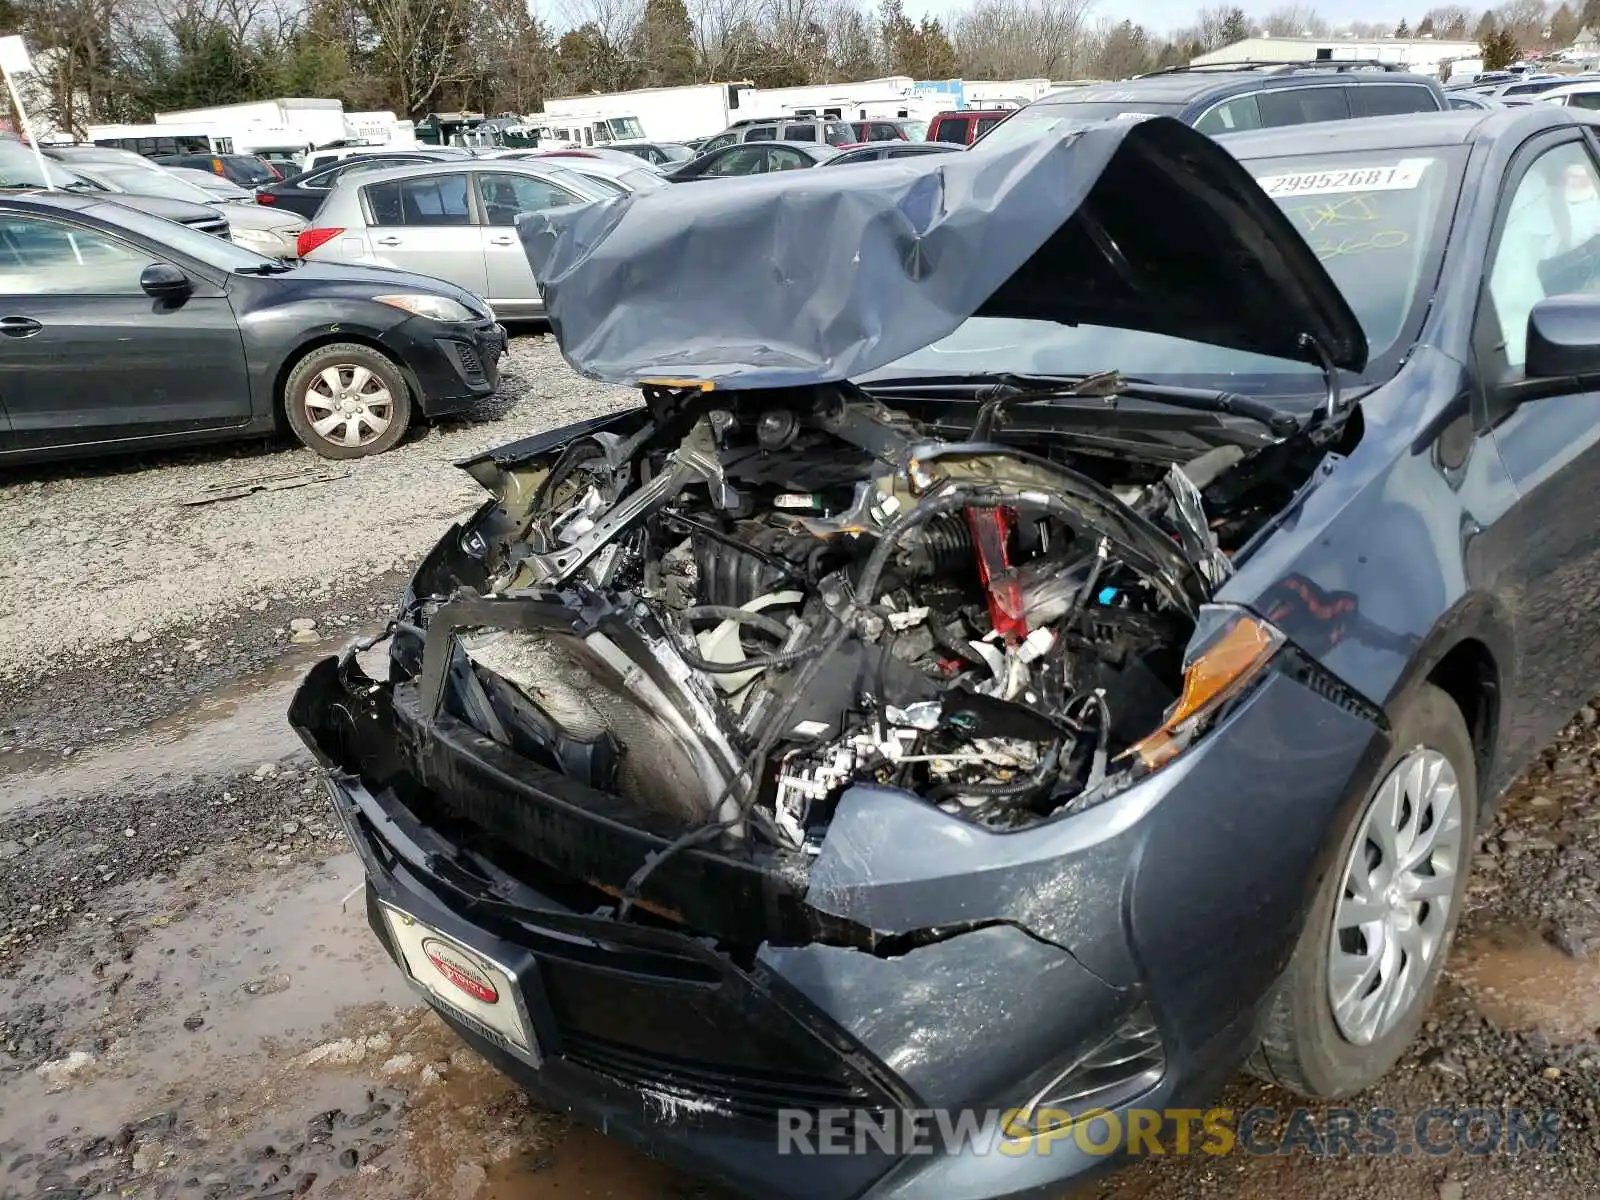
[0,637,387,817]
[481,1128,712,1199]
[1453,927,1600,1044]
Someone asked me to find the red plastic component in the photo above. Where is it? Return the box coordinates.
[295,227,344,258]
[965,506,1027,643]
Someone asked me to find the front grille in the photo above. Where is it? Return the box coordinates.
[562,1031,890,1121]
[189,218,230,238]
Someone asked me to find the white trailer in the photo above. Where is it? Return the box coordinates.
[740,76,918,122]
[542,82,754,142]
[154,98,354,149]
[346,111,416,148]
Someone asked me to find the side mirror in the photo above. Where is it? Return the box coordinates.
[1526,293,1600,378]
[140,262,191,300]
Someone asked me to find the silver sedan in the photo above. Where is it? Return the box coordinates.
[297,160,616,319]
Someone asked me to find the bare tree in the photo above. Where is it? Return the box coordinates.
[1191,4,1238,50]
[952,0,1097,80]
[1421,4,1474,37]
[690,0,761,79]
[1259,4,1327,35]
[358,0,474,113]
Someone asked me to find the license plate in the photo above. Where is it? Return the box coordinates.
[380,903,539,1062]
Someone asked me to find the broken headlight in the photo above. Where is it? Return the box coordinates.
[1127,604,1284,771]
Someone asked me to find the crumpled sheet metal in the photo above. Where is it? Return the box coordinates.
[517,115,1366,389]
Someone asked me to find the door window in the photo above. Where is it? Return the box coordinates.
[745,126,777,141]
[705,146,768,176]
[782,124,818,141]
[933,117,970,143]
[1486,141,1600,369]
[1195,94,1263,134]
[701,133,737,152]
[974,116,1006,139]
[768,147,809,171]
[1352,84,1440,116]
[1257,86,1353,126]
[476,172,583,225]
[0,215,159,295]
[364,174,472,226]
[1570,92,1600,111]
[868,122,899,141]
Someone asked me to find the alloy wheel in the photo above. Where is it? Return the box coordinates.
[302,364,393,449]
[1328,746,1464,1046]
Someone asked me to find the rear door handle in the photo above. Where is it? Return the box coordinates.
[374,236,402,246]
[0,315,41,338]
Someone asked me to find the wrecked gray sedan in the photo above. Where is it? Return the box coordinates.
[293,112,1513,1196]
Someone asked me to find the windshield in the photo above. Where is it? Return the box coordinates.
[864,144,1463,407]
[900,119,930,141]
[618,167,666,191]
[83,201,276,272]
[94,165,218,204]
[608,117,646,140]
[0,141,90,190]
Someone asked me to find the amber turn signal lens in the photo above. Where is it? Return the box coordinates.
[1130,612,1283,769]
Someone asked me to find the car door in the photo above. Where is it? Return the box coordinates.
[1472,132,1600,765]
[475,170,590,313]
[358,172,485,295]
[0,210,250,451]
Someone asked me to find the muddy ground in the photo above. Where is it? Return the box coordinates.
[3,338,1599,1200]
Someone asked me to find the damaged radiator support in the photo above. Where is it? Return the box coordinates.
[403,387,1262,855]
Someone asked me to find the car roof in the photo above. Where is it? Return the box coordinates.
[1217,102,1575,157]
[328,158,584,187]
[1032,68,1441,107]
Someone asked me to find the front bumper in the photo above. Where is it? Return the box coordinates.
[382,316,507,418]
[291,640,1386,1200]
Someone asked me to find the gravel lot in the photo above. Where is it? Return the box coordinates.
[1,337,1598,1200]
[0,334,634,686]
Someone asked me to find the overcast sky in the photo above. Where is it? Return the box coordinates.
[898,0,1416,38]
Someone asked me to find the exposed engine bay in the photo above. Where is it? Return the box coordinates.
[413,382,1335,857]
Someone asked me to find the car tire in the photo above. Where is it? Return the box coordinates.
[1248,682,1477,1098]
[283,343,412,459]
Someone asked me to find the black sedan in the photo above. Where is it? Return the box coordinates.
[664,141,838,180]
[253,151,465,219]
[293,105,1600,1196]
[826,142,961,165]
[153,152,279,187]
[0,192,506,462]
[609,140,696,167]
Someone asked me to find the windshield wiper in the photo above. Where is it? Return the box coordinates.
[234,262,294,274]
[863,371,1302,438]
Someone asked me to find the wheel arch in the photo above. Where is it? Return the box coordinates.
[1385,591,1512,817]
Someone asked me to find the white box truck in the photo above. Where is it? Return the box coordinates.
[542,82,754,143]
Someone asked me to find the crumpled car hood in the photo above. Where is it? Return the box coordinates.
[518,115,1368,389]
